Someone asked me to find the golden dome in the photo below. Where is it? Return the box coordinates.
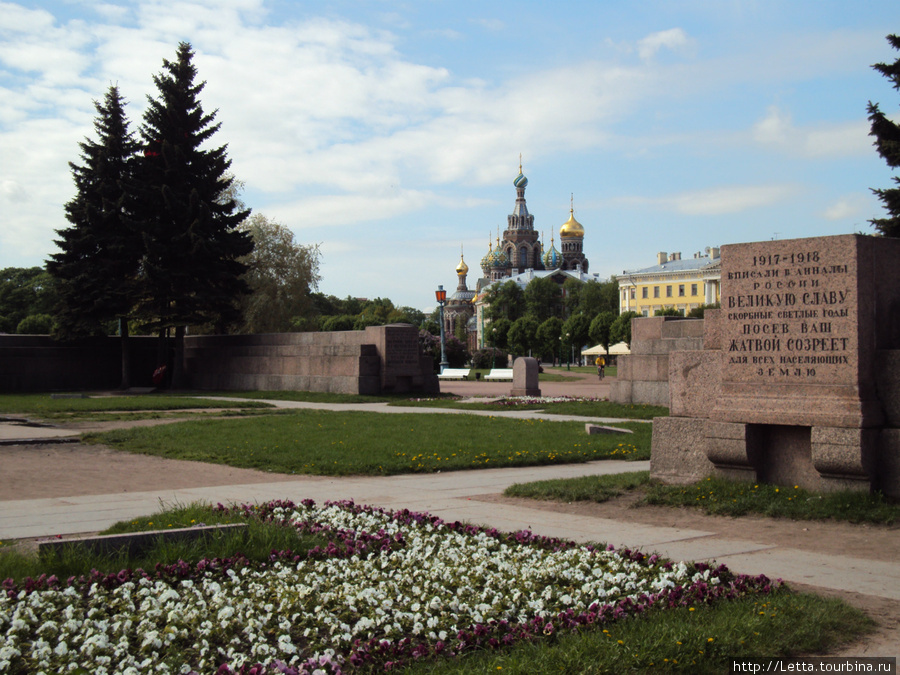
[560,208,584,238]
[456,253,469,274]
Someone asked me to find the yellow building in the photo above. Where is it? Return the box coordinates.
[617,248,721,316]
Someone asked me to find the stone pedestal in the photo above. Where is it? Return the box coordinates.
[510,357,541,397]
[650,234,900,498]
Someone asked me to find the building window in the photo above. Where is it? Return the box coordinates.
[678,285,685,297]
[630,288,635,299]
[653,286,660,298]
[642,287,648,299]
[666,286,672,297]
[691,283,698,296]
[642,310,649,317]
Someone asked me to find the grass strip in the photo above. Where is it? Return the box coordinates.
[505,470,652,503]
[83,410,650,475]
[646,475,900,525]
[399,588,872,674]
[0,393,273,416]
[504,471,900,525]
[394,397,667,419]
[0,503,329,584]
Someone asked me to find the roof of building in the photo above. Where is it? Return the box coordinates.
[621,255,720,277]
[476,267,603,300]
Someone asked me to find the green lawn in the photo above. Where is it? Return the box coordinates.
[0,393,274,417]
[84,410,650,475]
[505,471,900,525]
[394,397,667,419]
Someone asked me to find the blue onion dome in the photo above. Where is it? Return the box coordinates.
[481,240,494,269]
[493,246,509,268]
[514,170,528,189]
[542,237,563,268]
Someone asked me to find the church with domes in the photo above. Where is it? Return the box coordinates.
[442,160,595,349]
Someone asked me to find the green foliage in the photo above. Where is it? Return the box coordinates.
[561,312,592,354]
[0,267,56,334]
[321,314,356,331]
[610,310,639,347]
[654,307,683,316]
[484,280,524,321]
[131,42,253,334]
[47,85,140,340]
[868,34,900,237]
[688,302,720,318]
[470,347,506,369]
[589,311,616,350]
[235,214,320,333]
[536,316,563,360]
[524,276,562,321]
[16,313,54,334]
[507,315,540,356]
[419,330,469,370]
[487,317,512,351]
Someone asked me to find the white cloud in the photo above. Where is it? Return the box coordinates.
[753,105,871,158]
[637,28,691,61]
[822,194,871,221]
[638,184,798,216]
[753,105,791,145]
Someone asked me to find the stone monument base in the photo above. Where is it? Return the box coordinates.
[510,357,541,397]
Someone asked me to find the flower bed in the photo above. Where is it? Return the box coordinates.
[1,499,776,674]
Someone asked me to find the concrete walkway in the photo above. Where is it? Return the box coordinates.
[2,383,899,648]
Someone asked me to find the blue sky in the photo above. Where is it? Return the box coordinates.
[1,1,898,312]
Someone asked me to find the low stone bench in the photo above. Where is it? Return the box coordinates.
[38,523,247,559]
[438,368,471,380]
[585,424,634,435]
[484,368,514,381]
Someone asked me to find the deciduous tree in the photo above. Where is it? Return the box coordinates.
[236,214,320,333]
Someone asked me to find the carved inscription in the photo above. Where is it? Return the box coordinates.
[384,332,419,370]
[723,245,854,383]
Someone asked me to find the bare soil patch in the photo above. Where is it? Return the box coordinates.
[0,440,299,502]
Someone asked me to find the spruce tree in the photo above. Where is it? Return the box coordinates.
[49,85,139,336]
[132,42,252,383]
[868,34,900,237]
[48,85,139,386]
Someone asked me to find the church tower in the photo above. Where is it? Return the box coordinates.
[559,195,589,273]
[501,157,543,272]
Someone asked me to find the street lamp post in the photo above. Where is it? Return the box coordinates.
[435,285,449,373]
[566,332,571,371]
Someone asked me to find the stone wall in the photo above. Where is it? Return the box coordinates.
[0,335,160,392]
[609,316,704,407]
[184,325,437,395]
[651,234,900,498]
[0,324,439,396]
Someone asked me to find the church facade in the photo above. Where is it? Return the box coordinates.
[442,162,592,349]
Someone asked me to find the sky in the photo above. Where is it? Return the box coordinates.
[1,1,898,312]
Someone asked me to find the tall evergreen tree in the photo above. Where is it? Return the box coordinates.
[868,34,900,237]
[48,85,139,338]
[48,86,139,387]
[132,42,253,383]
